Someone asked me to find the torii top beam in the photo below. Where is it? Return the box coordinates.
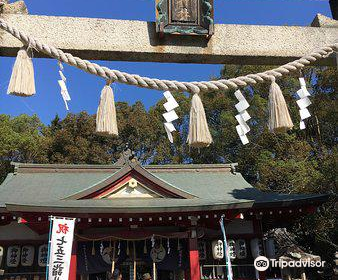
[0,13,337,66]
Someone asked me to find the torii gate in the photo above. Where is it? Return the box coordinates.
[0,0,337,66]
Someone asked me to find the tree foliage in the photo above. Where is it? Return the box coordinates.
[0,66,336,277]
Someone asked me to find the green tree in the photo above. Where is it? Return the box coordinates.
[0,114,48,182]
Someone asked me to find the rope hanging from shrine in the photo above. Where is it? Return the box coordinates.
[2,18,337,147]
[74,233,185,280]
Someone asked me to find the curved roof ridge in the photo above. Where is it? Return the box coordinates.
[11,162,238,173]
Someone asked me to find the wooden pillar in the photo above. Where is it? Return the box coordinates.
[188,225,200,280]
[69,241,77,280]
[189,237,200,280]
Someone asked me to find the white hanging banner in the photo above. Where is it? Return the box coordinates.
[48,217,76,280]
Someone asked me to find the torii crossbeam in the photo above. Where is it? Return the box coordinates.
[0,3,337,66]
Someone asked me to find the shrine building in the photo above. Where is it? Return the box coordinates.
[0,153,328,280]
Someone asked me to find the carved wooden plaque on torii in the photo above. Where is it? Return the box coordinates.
[156,0,214,36]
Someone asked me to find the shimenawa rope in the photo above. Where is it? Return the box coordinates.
[0,18,337,94]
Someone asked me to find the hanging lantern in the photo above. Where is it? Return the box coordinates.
[6,246,21,267]
[228,240,236,260]
[212,240,224,260]
[21,245,35,267]
[38,244,48,267]
[235,239,247,259]
[250,238,263,258]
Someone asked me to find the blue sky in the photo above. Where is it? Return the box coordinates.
[0,0,332,124]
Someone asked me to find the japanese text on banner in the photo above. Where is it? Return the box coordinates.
[48,217,75,280]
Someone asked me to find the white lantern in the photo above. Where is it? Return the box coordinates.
[6,246,21,267]
[21,245,35,266]
[198,241,207,260]
[38,244,48,267]
[235,239,247,259]
[265,238,276,258]
[228,240,236,260]
[250,238,263,258]
[0,246,3,267]
[212,240,224,260]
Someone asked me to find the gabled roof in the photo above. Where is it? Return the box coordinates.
[0,161,328,214]
[64,164,196,200]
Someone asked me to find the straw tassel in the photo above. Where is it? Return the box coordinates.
[7,47,36,97]
[268,80,294,132]
[96,83,118,136]
[187,93,213,148]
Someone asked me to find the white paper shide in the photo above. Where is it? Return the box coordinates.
[58,62,71,110]
[162,91,179,143]
[234,90,251,145]
[296,78,312,129]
